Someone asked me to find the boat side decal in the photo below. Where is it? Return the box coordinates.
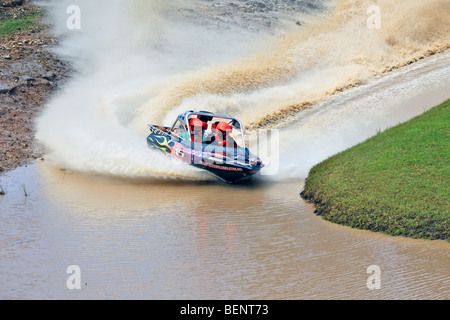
[202,162,243,171]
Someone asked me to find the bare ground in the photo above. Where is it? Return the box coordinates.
[0,0,70,173]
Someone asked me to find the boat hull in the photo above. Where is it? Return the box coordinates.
[146,126,263,183]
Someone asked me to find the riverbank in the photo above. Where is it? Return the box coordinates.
[0,0,70,173]
[301,99,450,241]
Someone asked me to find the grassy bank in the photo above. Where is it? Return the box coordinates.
[301,99,449,241]
[0,5,43,39]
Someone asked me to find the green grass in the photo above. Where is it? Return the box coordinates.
[301,99,450,241]
[0,8,43,39]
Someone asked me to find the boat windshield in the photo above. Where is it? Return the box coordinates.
[170,119,188,138]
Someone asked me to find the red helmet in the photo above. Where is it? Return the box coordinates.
[216,122,233,132]
[189,118,207,130]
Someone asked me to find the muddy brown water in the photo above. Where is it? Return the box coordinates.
[0,162,449,299]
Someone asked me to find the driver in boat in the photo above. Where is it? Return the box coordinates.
[213,122,238,148]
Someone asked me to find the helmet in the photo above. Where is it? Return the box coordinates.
[216,122,233,133]
[189,118,207,130]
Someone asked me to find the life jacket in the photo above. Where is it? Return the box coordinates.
[217,137,229,147]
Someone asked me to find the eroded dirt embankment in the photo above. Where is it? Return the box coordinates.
[0,0,70,173]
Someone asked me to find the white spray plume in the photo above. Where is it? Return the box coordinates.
[36,0,450,180]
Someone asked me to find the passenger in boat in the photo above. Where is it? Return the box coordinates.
[213,122,238,148]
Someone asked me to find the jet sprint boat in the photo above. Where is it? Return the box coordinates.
[146,110,264,183]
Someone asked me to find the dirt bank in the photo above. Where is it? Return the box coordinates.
[0,0,70,173]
